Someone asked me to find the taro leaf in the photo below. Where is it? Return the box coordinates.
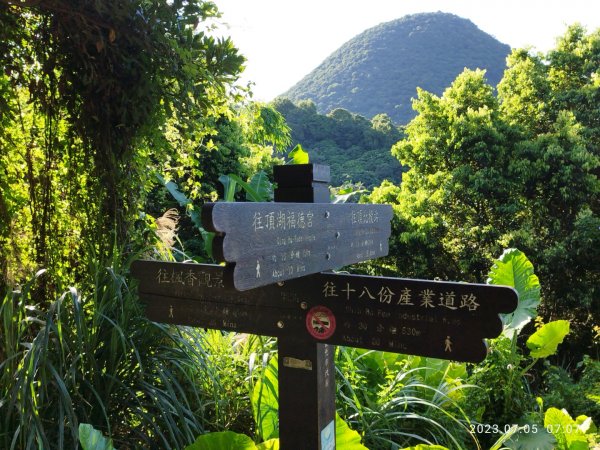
[219,174,240,202]
[256,439,280,450]
[288,143,309,165]
[78,424,116,450]
[247,171,273,202]
[527,320,570,359]
[544,407,589,450]
[575,415,596,434]
[252,354,279,441]
[504,425,555,450]
[486,248,540,339]
[184,431,256,450]
[335,413,368,449]
[225,173,272,202]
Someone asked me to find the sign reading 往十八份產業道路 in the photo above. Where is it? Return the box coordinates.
[131,260,517,363]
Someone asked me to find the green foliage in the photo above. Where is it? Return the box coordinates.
[541,356,600,425]
[527,321,571,359]
[185,431,257,450]
[79,424,116,450]
[505,424,556,450]
[184,432,280,450]
[336,348,478,449]
[252,353,279,441]
[282,12,509,125]
[466,250,577,448]
[370,23,600,353]
[250,353,367,448]
[0,252,209,449]
[273,98,404,187]
[287,143,310,164]
[544,408,597,450]
[399,445,449,450]
[486,248,541,339]
[182,330,275,435]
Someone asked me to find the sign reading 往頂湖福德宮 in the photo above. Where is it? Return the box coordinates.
[131,260,517,363]
[201,202,393,291]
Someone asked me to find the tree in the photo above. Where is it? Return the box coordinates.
[498,26,600,336]
[387,69,521,280]
[0,0,245,288]
[371,27,600,354]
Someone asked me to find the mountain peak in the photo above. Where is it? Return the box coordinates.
[281,12,510,124]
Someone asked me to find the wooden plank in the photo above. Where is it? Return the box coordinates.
[132,261,517,316]
[139,291,497,363]
[220,228,390,291]
[202,202,392,237]
[201,202,393,290]
[131,261,518,363]
[212,221,390,261]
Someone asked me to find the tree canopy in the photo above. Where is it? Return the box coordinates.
[366,25,600,354]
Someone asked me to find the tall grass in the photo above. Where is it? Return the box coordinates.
[0,249,209,449]
[336,347,479,449]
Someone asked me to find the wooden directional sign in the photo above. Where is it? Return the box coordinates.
[131,260,518,363]
[201,202,393,291]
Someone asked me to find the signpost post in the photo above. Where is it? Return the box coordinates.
[131,164,518,449]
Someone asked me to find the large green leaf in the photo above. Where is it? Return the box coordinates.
[486,248,540,339]
[246,171,273,202]
[158,174,204,230]
[226,172,272,202]
[256,439,280,450]
[504,426,556,450]
[219,174,240,202]
[252,354,280,441]
[184,432,257,450]
[78,424,116,450]
[527,320,570,358]
[335,413,368,449]
[288,143,309,164]
[544,408,589,450]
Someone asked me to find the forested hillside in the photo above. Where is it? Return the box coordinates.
[273,98,404,187]
[283,12,510,124]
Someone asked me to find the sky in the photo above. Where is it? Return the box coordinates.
[211,0,600,102]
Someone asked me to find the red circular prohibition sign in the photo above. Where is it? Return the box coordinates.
[306,306,336,340]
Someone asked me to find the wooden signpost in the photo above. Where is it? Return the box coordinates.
[131,164,518,449]
[202,202,393,290]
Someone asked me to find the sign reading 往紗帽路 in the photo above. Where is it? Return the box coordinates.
[131,260,517,363]
[201,202,393,291]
